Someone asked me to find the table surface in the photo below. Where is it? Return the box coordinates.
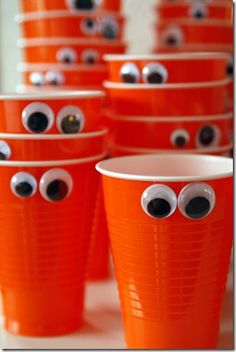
[0,273,233,349]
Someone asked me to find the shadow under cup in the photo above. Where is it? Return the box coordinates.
[96,154,233,349]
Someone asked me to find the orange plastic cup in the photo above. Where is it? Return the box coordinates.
[109,113,233,150]
[16,11,125,40]
[104,79,231,116]
[156,20,233,48]
[18,63,108,89]
[104,52,230,83]
[18,38,127,65]
[0,153,105,337]
[154,43,233,54]
[156,2,232,21]
[96,154,233,349]
[20,0,122,13]
[0,91,105,134]
[0,129,107,161]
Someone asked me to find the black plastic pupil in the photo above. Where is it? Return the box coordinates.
[199,126,214,146]
[46,180,68,201]
[27,112,49,133]
[227,62,233,76]
[61,115,80,134]
[147,71,164,84]
[175,136,186,147]
[62,55,72,63]
[74,0,94,9]
[0,152,7,160]
[194,9,204,18]
[147,198,171,218]
[122,72,137,83]
[103,24,116,39]
[185,197,210,219]
[50,78,59,85]
[166,36,177,45]
[86,55,96,64]
[16,182,33,198]
[86,19,95,28]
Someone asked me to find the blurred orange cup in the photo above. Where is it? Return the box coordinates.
[154,44,233,54]
[104,52,230,83]
[96,154,233,349]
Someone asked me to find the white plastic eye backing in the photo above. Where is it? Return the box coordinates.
[11,172,37,199]
[142,63,168,84]
[196,125,221,148]
[57,105,85,134]
[0,141,11,160]
[81,17,98,35]
[45,71,65,86]
[29,72,45,87]
[171,129,190,148]
[66,0,101,10]
[227,56,233,77]
[120,63,140,84]
[81,49,100,64]
[178,183,216,220]
[56,47,78,64]
[189,4,208,19]
[40,169,73,202]
[162,26,184,47]
[141,184,177,219]
[22,102,54,134]
[100,18,119,39]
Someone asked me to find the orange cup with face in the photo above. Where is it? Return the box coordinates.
[96,154,233,349]
[110,113,233,150]
[0,153,106,337]
[18,38,127,65]
[20,0,122,13]
[0,91,105,134]
[156,20,233,49]
[104,79,231,116]
[16,11,125,40]
[104,53,230,83]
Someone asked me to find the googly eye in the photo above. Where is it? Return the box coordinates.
[196,125,221,148]
[120,63,140,84]
[22,102,54,134]
[56,47,77,64]
[227,57,233,77]
[29,72,45,87]
[101,18,119,39]
[66,0,100,10]
[171,129,190,148]
[0,141,11,160]
[141,184,177,219]
[178,183,215,220]
[45,71,65,86]
[189,4,208,19]
[57,105,85,134]
[81,18,98,35]
[11,172,37,199]
[40,169,73,202]
[142,63,168,84]
[81,49,99,64]
[162,27,184,47]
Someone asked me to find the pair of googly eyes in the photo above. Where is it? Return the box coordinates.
[81,17,119,39]
[172,125,220,148]
[30,71,65,87]
[22,103,85,134]
[66,0,102,11]
[120,63,168,84]
[56,48,99,65]
[11,169,73,202]
[142,183,215,220]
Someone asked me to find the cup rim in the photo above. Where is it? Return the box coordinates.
[104,52,230,62]
[17,62,108,72]
[0,152,106,167]
[157,18,232,27]
[104,78,231,90]
[0,90,105,101]
[0,128,108,140]
[96,154,233,182]
[15,85,105,93]
[109,112,232,122]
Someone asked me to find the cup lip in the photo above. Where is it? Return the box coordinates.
[17,62,108,72]
[0,128,108,140]
[104,78,231,90]
[17,37,127,48]
[104,52,230,62]
[96,154,233,182]
[0,152,106,167]
[157,18,232,27]
[15,10,123,22]
[109,112,232,122]
[0,90,105,101]
[15,85,105,93]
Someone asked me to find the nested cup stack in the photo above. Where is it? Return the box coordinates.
[0,91,108,337]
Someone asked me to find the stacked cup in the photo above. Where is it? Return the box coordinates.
[104,53,233,158]
[16,0,126,92]
[0,91,108,337]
